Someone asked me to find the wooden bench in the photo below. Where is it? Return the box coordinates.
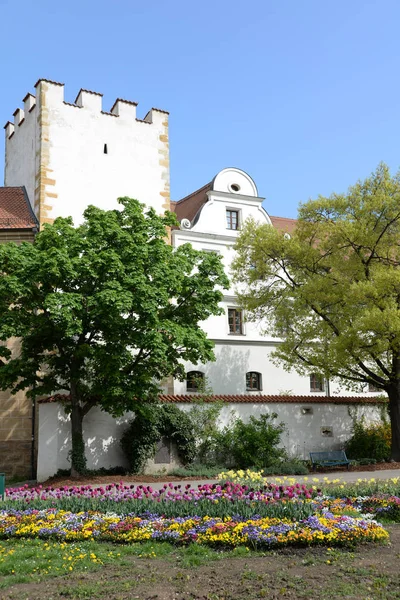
[309,450,350,471]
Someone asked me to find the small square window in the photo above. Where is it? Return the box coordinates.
[228,308,243,334]
[226,209,239,230]
[186,371,204,392]
[310,374,324,392]
[246,372,262,391]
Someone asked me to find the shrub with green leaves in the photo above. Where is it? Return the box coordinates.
[262,459,309,476]
[121,404,196,473]
[216,413,286,469]
[186,401,223,466]
[345,419,391,462]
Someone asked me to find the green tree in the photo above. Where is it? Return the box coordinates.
[232,164,400,460]
[0,198,229,475]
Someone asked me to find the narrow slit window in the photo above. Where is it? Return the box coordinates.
[104,144,108,154]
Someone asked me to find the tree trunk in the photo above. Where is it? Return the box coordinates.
[387,385,400,461]
[70,385,87,477]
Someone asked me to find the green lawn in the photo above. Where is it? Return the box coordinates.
[0,528,399,599]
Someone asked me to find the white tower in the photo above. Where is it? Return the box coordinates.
[4,79,170,226]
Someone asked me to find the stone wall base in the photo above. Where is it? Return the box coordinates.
[0,441,32,479]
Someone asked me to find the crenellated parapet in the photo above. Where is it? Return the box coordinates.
[4,79,169,140]
[4,77,171,228]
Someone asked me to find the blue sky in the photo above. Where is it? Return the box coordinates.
[1,0,399,218]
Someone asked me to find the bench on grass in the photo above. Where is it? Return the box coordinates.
[309,450,350,471]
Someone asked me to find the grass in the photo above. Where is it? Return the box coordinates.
[0,537,247,591]
[0,529,399,599]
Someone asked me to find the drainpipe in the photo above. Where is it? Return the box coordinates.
[31,391,36,480]
[326,378,331,398]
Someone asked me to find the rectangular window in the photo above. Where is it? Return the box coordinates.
[228,308,243,334]
[310,374,324,392]
[226,209,239,230]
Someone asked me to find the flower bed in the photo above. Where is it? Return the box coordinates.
[0,509,389,548]
[218,470,400,495]
[4,481,400,523]
[3,482,319,520]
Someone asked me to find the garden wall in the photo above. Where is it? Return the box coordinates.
[36,397,386,481]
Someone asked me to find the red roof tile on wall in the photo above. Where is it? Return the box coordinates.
[0,187,38,230]
[39,393,386,405]
[158,394,386,404]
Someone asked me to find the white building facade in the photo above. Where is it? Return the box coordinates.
[171,167,379,399]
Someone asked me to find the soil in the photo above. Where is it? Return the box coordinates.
[1,526,400,599]
[32,461,400,489]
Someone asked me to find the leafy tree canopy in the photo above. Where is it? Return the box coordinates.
[232,164,400,459]
[0,198,229,474]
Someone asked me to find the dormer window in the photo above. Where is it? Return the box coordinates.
[226,209,239,230]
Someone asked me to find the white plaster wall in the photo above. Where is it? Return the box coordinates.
[179,402,384,459]
[37,404,182,481]
[47,104,168,223]
[212,168,259,197]
[37,400,385,481]
[37,404,132,481]
[175,342,382,397]
[4,105,37,209]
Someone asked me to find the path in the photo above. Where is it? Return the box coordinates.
[5,468,400,490]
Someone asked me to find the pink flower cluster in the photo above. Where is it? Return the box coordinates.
[6,481,316,504]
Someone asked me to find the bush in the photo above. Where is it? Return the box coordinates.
[185,401,223,466]
[357,458,378,466]
[121,404,196,473]
[262,460,309,476]
[345,419,391,462]
[169,464,225,478]
[215,413,286,469]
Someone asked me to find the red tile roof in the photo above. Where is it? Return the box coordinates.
[171,182,212,223]
[39,393,386,405]
[171,182,298,232]
[0,187,38,230]
[269,216,297,234]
